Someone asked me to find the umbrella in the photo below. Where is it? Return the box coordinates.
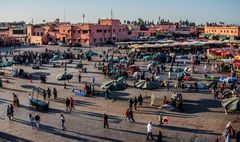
[117,76,126,82]
[120,59,128,63]
[101,80,127,91]
[222,97,240,112]
[175,68,184,73]
[222,77,238,84]
[178,72,191,77]
[57,73,73,81]
[134,80,160,90]
[84,51,98,57]
[143,55,152,60]
[101,80,116,89]
[0,61,13,68]
[110,70,117,74]
[153,52,164,58]
[147,62,158,69]
[50,55,63,61]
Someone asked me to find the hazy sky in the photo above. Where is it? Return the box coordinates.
[0,0,239,24]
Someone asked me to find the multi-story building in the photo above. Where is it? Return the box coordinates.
[204,25,240,37]
[0,21,26,46]
[27,19,129,46]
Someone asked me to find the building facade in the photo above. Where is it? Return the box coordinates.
[204,25,240,37]
[0,22,26,46]
[27,19,129,46]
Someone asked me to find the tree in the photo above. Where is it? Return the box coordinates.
[98,18,101,24]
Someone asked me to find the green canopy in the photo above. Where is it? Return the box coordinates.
[57,73,73,81]
[117,76,126,82]
[222,97,240,111]
[153,52,164,58]
[110,70,117,74]
[175,68,184,73]
[218,35,227,41]
[0,61,13,68]
[84,51,98,57]
[101,80,127,91]
[143,55,152,60]
[134,80,160,90]
[120,59,127,63]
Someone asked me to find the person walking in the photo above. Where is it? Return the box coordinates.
[158,113,163,127]
[43,90,47,100]
[156,130,162,142]
[236,129,240,142]
[103,113,109,128]
[221,82,225,94]
[128,97,133,110]
[47,87,51,99]
[29,113,34,128]
[61,114,66,131]
[123,108,130,122]
[129,109,135,122]
[134,97,138,110]
[70,97,75,112]
[166,81,170,90]
[105,89,110,99]
[146,121,154,140]
[138,94,143,106]
[13,93,19,107]
[10,104,14,118]
[34,113,40,129]
[78,73,81,83]
[7,105,12,120]
[53,88,57,99]
[65,97,70,112]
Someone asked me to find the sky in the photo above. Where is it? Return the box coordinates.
[0,0,239,25]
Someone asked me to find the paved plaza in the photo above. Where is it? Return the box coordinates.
[0,46,239,142]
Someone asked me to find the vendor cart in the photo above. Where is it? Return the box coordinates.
[31,87,49,110]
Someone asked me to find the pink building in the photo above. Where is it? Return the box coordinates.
[154,24,177,33]
[27,19,129,46]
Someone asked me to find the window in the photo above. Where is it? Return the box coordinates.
[73,30,76,34]
[104,30,107,33]
[82,30,88,34]
[97,30,102,33]
[108,30,111,32]
[41,33,43,36]
[231,31,233,33]
[100,38,102,42]
[119,29,121,32]
[78,39,80,42]
[113,29,115,32]
[68,30,70,33]
[94,39,96,42]
[78,30,80,33]
[123,29,125,32]
[104,38,106,41]
[63,29,65,32]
